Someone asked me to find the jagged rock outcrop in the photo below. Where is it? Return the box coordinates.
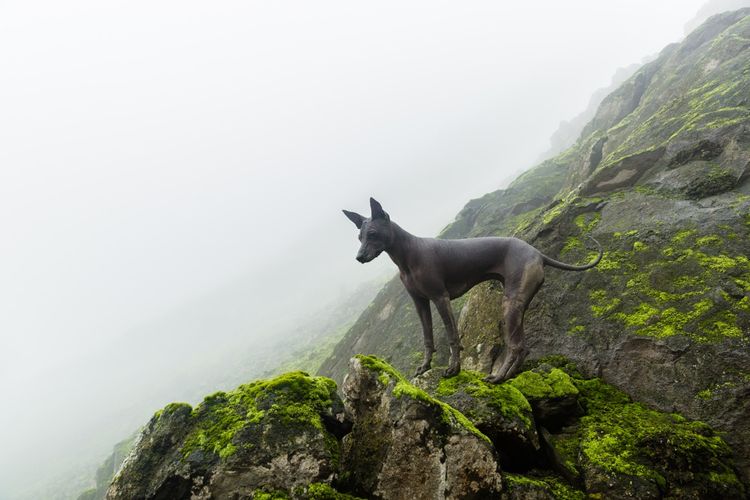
[106,372,351,500]
[78,435,137,500]
[340,356,503,499]
[319,8,750,488]
[109,357,745,499]
[413,368,540,469]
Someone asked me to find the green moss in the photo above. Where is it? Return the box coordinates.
[672,229,697,244]
[573,377,739,491]
[436,370,533,427]
[355,354,402,381]
[695,379,743,401]
[300,483,365,500]
[549,431,583,477]
[612,302,659,327]
[590,289,621,317]
[180,371,339,460]
[504,473,586,500]
[561,236,583,255]
[543,192,579,226]
[632,241,648,252]
[613,229,639,239]
[153,402,192,420]
[568,324,585,334]
[590,227,749,341]
[252,489,290,500]
[508,368,579,400]
[574,211,601,233]
[696,235,723,246]
[355,355,491,444]
[524,355,584,379]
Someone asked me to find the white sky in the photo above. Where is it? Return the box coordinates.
[0,0,713,497]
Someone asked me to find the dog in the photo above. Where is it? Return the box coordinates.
[343,197,602,382]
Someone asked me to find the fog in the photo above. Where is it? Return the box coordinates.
[0,1,715,497]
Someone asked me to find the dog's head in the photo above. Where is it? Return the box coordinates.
[342,197,393,263]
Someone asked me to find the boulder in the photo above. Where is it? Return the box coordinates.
[415,369,540,469]
[107,372,349,500]
[507,364,581,430]
[340,355,503,499]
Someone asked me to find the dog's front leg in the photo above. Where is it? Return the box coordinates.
[434,295,461,378]
[411,294,434,377]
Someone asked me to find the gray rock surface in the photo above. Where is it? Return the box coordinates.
[340,356,503,500]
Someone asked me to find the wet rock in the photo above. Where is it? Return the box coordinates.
[500,473,585,500]
[507,364,581,430]
[456,281,504,373]
[414,370,540,470]
[573,377,745,500]
[341,355,503,500]
[415,369,540,470]
[107,372,347,500]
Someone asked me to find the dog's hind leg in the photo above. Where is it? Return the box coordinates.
[434,294,462,378]
[486,261,544,383]
[411,294,435,377]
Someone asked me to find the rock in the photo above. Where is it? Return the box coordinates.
[507,365,581,430]
[572,376,745,500]
[106,356,747,499]
[500,473,585,500]
[106,372,349,500]
[456,282,504,373]
[415,369,540,469]
[340,355,503,499]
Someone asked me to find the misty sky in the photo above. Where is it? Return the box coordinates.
[0,0,714,497]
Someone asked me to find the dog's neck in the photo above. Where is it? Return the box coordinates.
[385,221,419,271]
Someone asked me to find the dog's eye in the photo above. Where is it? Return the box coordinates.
[368,232,377,238]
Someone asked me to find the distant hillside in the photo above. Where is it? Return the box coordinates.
[685,0,750,33]
[320,8,750,487]
[535,62,642,163]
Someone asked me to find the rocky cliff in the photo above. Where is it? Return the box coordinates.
[107,357,745,499]
[107,10,750,498]
[320,8,750,487]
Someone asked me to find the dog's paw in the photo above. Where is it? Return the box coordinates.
[443,365,460,378]
[483,374,504,384]
[413,365,431,378]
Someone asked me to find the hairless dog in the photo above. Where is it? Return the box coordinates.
[343,197,602,383]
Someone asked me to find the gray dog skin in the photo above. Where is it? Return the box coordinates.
[343,197,602,383]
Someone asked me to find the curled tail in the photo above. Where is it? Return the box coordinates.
[541,235,603,271]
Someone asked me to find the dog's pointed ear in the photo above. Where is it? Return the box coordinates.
[342,209,365,229]
[370,197,389,221]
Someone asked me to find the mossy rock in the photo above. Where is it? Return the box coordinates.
[500,473,586,500]
[546,374,746,499]
[341,355,503,499]
[252,483,363,500]
[108,372,349,500]
[506,357,746,499]
[508,365,582,430]
[456,281,504,373]
[415,368,540,469]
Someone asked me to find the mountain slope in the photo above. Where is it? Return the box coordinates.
[320,8,750,485]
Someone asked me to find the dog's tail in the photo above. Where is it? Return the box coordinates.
[540,235,603,271]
